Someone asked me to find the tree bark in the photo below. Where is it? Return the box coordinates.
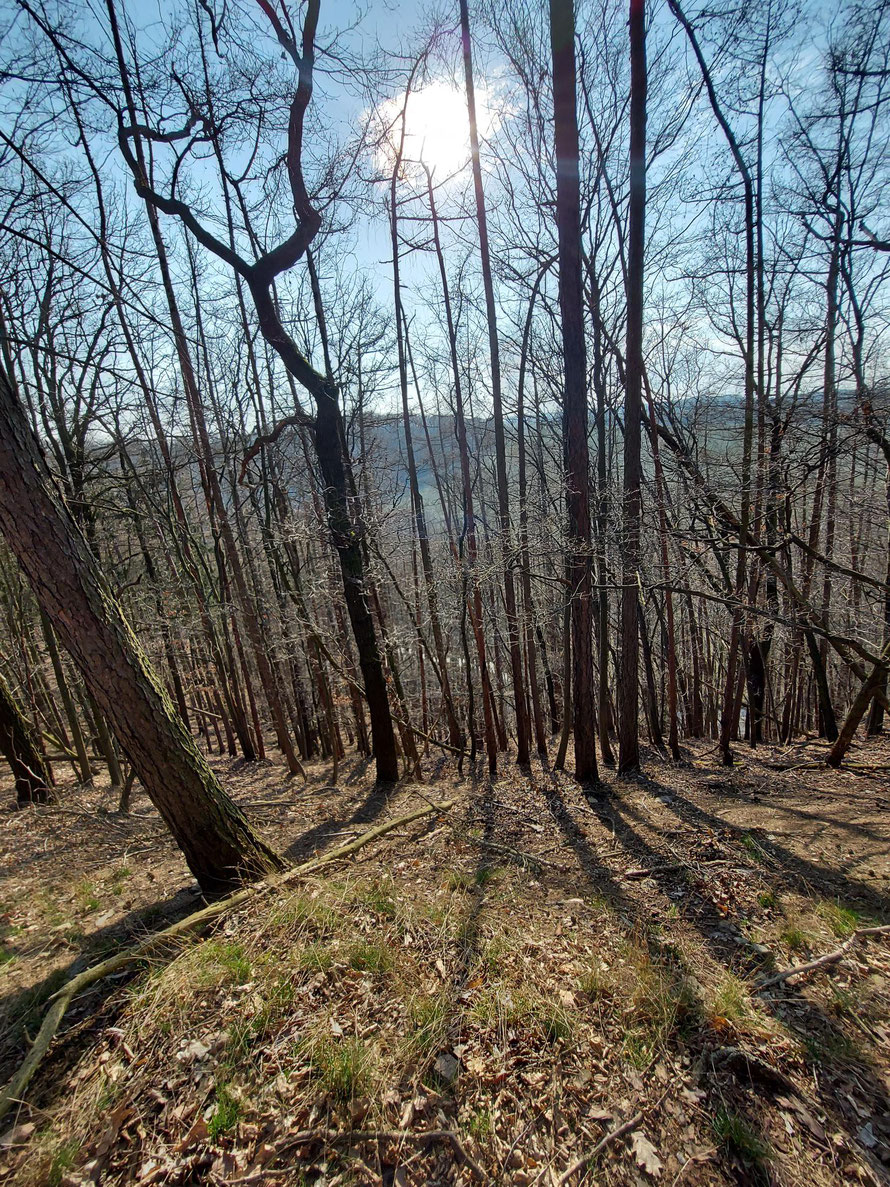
[550,0,598,783]
[618,0,647,775]
[0,668,54,804]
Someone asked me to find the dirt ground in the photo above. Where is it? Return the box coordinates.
[0,739,888,1185]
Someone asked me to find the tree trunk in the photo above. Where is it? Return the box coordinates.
[0,355,284,893]
[618,0,647,775]
[460,0,530,767]
[550,0,598,783]
[0,668,54,805]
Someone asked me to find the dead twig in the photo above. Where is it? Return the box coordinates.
[557,1109,645,1184]
[758,924,890,989]
[275,1127,483,1178]
[623,863,687,879]
[469,838,561,871]
[0,798,455,1126]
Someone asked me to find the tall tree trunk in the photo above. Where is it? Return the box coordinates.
[550,0,598,783]
[460,0,530,767]
[425,168,498,773]
[390,156,464,751]
[618,0,647,775]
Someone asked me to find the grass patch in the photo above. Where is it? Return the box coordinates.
[469,984,573,1044]
[299,941,334,973]
[404,991,450,1062]
[757,890,776,909]
[45,1139,81,1187]
[741,834,769,864]
[347,940,393,975]
[208,1084,241,1142]
[803,1027,859,1063]
[714,1106,771,1165]
[304,1035,373,1103]
[466,1106,492,1141]
[193,940,251,985]
[817,900,861,939]
[108,866,132,895]
[622,941,696,1066]
[269,891,336,935]
[446,869,474,893]
[74,879,100,913]
[351,878,398,920]
[577,966,611,1002]
[710,974,750,1023]
[474,864,502,889]
[780,926,808,952]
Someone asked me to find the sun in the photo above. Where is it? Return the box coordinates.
[375,78,500,180]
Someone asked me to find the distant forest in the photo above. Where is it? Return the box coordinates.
[0,0,887,887]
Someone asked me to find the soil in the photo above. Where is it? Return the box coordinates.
[0,739,888,1185]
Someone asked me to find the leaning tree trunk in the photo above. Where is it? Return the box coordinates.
[0,355,284,894]
[0,668,54,805]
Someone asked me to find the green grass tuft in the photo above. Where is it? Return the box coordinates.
[47,1140,81,1187]
[817,900,860,939]
[305,1036,373,1103]
[713,1106,771,1165]
[347,940,393,974]
[208,1084,241,1142]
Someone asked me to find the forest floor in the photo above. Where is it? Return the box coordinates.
[0,739,888,1186]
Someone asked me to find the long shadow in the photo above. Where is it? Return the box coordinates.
[602,777,890,1184]
[0,884,202,1084]
[663,785,889,918]
[704,792,890,845]
[283,781,394,863]
[520,772,729,1181]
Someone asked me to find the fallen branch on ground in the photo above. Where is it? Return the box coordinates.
[557,1109,645,1185]
[758,924,890,989]
[469,838,561,871]
[0,797,455,1126]
[276,1127,483,1179]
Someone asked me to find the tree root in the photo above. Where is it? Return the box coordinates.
[758,924,890,989]
[0,796,455,1126]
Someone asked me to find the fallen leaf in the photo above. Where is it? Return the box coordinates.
[0,1124,35,1149]
[631,1130,663,1178]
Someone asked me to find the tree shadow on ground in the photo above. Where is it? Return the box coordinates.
[0,883,203,1090]
[590,772,890,1183]
[283,780,394,863]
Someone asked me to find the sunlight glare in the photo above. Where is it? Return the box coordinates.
[375,78,500,180]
